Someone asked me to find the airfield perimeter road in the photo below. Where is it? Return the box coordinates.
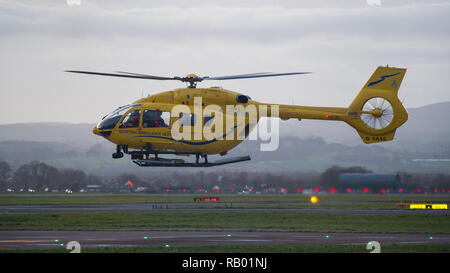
[1,230,450,249]
[1,203,449,215]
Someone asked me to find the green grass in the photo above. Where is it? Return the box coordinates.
[0,194,448,206]
[1,243,450,253]
[1,211,449,233]
[179,203,398,210]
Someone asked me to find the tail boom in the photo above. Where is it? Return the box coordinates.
[258,66,408,144]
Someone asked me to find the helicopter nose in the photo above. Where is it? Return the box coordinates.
[93,125,100,136]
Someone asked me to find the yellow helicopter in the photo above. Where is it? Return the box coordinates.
[66,66,408,167]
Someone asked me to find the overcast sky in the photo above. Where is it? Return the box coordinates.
[0,0,449,124]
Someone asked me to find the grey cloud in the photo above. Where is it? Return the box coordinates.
[1,1,449,44]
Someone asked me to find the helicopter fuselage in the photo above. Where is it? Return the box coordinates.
[93,87,262,155]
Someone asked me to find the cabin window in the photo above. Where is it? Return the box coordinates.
[119,110,141,128]
[143,110,170,128]
[179,113,196,126]
[236,95,249,103]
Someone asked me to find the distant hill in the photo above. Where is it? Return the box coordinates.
[0,102,449,174]
[0,122,101,148]
[278,101,450,147]
[1,102,448,147]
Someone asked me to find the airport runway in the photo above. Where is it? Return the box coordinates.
[0,203,448,215]
[0,230,449,250]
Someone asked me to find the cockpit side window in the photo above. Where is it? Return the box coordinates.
[143,110,170,128]
[119,110,141,128]
[97,103,141,130]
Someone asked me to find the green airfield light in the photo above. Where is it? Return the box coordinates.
[144,236,148,240]
[227,234,231,238]
[325,235,330,239]
[165,244,170,248]
[429,236,433,240]
[54,239,59,243]
[60,243,64,247]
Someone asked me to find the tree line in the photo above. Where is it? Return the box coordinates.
[0,161,449,193]
[0,161,101,192]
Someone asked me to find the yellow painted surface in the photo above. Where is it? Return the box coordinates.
[410,204,448,210]
[93,66,408,155]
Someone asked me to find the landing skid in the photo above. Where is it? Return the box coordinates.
[132,155,251,167]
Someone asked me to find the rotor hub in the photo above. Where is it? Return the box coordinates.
[372,108,383,118]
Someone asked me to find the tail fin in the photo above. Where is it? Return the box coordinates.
[345,66,408,144]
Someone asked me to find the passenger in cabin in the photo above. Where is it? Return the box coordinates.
[143,110,167,128]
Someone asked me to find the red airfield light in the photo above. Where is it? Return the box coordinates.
[347,188,352,193]
[166,189,169,193]
[364,188,369,193]
[330,188,336,194]
[127,180,134,187]
[231,189,235,193]
[281,188,285,193]
[435,189,438,193]
[417,189,421,193]
[314,188,319,193]
[297,188,302,193]
[381,189,386,194]
[216,189,220,192]
[399,188,403,193]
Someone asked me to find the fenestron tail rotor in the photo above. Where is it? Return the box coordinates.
[65,70,311,88]
[346,66,408,144]
[360,97,394,130]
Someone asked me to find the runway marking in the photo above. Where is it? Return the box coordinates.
[0,240,52,243]
[357,236,397,239]
[294,235,323,238]
[337,243,367,246]
[397,241,429,244]
[209,239,272,242]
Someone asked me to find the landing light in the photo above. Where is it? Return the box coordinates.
[310,196,319,204]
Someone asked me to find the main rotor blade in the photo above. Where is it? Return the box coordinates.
[65,70,176,81]
[204,72,312,81]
